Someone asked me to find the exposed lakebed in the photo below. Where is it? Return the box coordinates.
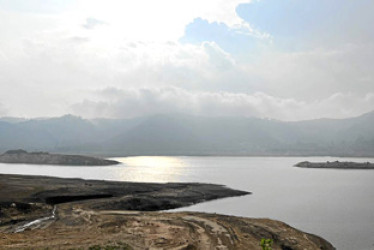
[0,174,334,249]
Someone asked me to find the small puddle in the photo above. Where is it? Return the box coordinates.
[14,206,56,233]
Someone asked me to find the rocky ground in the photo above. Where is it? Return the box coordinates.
[0,174,335,249]
[0,174,249,212]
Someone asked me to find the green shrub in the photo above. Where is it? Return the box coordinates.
[260,238,273,250]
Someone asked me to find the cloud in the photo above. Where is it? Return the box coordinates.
[1,31,373,119]
[0,38,240,117]
[244,43,374,100]
[181,17,271,55]
[56,0,256,42]
[202,42,236,70]
[0,102,7,116]
[82,17,106,29]
[0,37,233,91]
[0,1,373,120]
[1,0,253,34]
[70,87,374,121]
[0,0,257,48]
[0,0,74,14]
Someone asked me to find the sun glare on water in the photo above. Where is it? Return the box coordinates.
[114,156,187,182]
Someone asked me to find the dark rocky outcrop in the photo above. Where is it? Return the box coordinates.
[0,174,250,211]
[0,150,119,166]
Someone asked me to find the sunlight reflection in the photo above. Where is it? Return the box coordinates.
[113,156,187,183]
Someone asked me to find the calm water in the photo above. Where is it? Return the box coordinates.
[1,156,374,250]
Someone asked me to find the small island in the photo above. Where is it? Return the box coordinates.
[0,149,119,166]
[295,161,374,169]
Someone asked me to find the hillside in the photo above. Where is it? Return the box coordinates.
[0,112,373,156]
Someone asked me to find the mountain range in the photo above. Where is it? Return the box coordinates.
[0,111,373,157]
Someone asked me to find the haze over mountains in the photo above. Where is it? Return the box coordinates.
[1,111,373,157]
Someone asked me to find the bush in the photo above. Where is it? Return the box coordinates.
[260,238,273,250]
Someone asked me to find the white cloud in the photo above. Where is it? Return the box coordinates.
[70,86,374,121]
[1,32,373,119]
[0,0,256,46]
[69,0,255,41]
[243,43,374,100]
[203,42,236,70]
[0,38,238,117]
[0,102,7,116]
[0,1,373,120]
[0,36,231,91]
[82,17,106,29]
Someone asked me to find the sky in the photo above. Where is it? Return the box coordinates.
[0,0,373,121]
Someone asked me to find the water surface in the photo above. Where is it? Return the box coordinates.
[1,156,373,250]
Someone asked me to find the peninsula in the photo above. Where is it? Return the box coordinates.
[0,150,119,166]
[0,174,335,249]
[295,161,374,169]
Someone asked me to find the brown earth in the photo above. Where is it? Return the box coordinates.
[0,204,334,250]
[0,174,335,250]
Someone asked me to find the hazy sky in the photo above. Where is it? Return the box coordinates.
[0,0,373,120]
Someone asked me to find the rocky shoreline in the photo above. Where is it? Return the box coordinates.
[295,161,374,169]
[0,174,335,249]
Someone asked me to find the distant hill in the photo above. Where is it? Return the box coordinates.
[0,112,373,157]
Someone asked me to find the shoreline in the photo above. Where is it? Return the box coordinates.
[0,174,249,210]
[0,173,335,249]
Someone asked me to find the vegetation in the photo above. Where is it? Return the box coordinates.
[260,238,273,250]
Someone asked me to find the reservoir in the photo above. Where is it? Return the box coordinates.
[1,156,373,250]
